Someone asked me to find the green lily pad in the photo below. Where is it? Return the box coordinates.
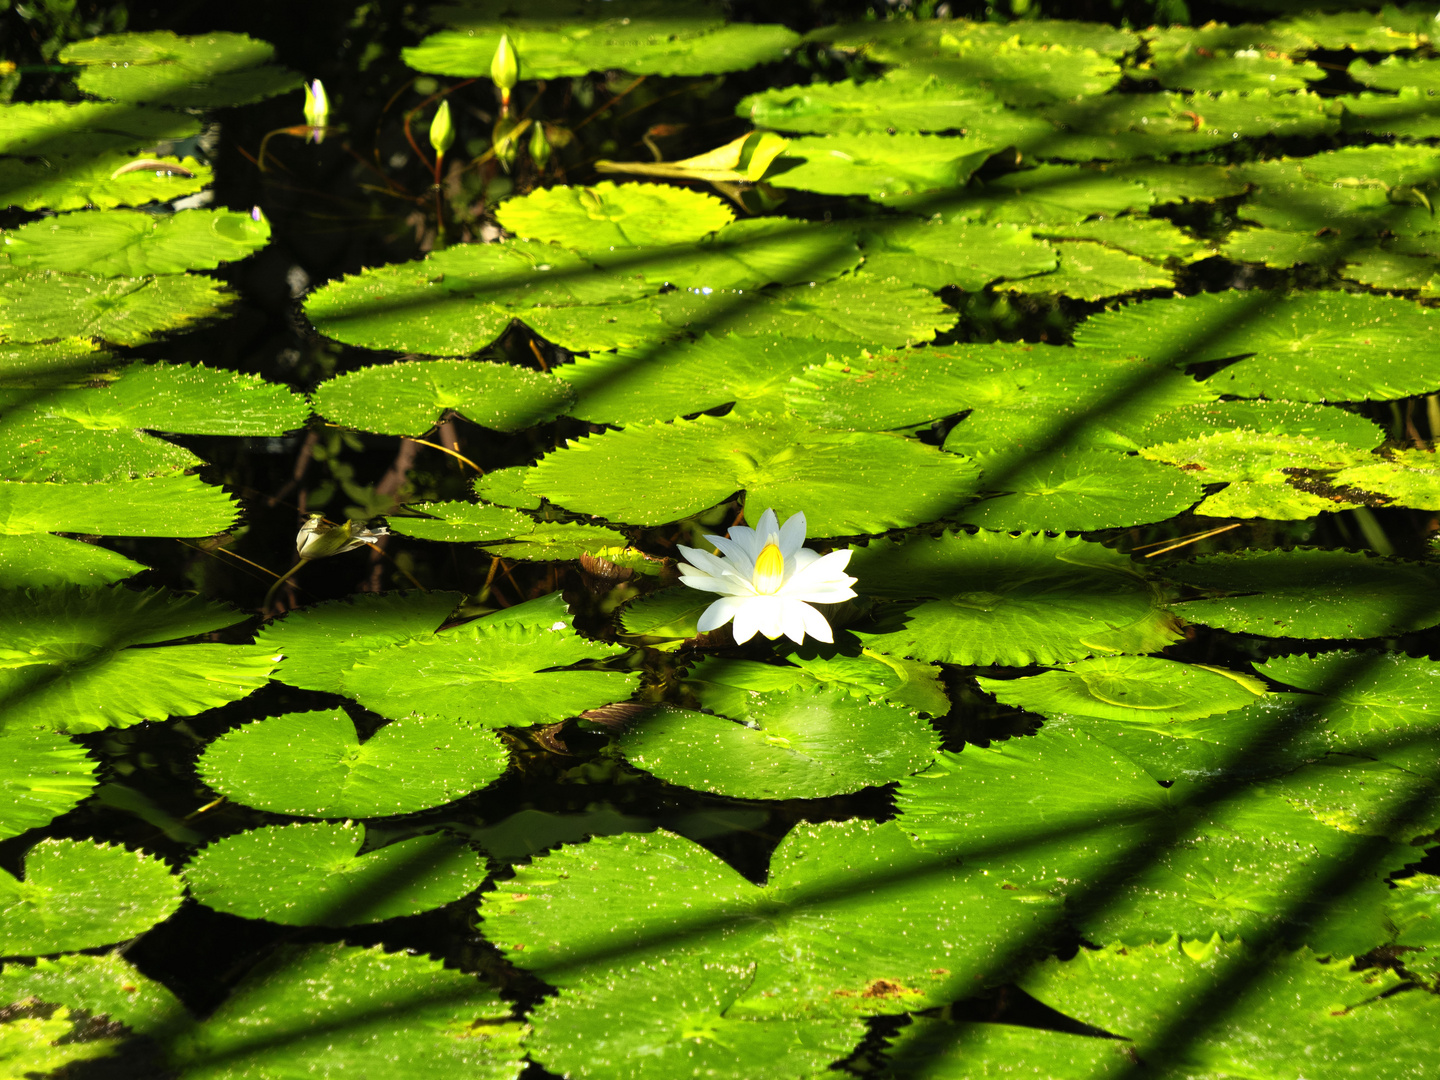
[683,650,948,719]
[480,818,1054,1015]
[0,585,272,734]
[495,181,733,250]
[198,710,510,818]
[977,656,1267,725]
[558,334,857,425]
[167,944,527,1080]
[525,411,982,535]
[60,31,302,107]
[850,530,1179,667]
[1168,548,1440,639]
[768,134,995,200]
[1075,289,1440,402]
[303,239,654,355]
[0,730,98,842]
[0,101,201,157]
[858,218,1056,291]
[1002,240,1173,301]
[389,502,639,565]
[0,153,212,213]
[342,615,636,729]
[183,822,484,927]
[0,838,183,955]
[956,449,1205,533]
[1014,938,1440,1078]
[619,686,938,800]
[311,358,572,435]
[406,18,799,79]
[0,268,230,346]
[897,729,1410,954]
[0,533,146,588]
[257,590,465,695]
[2,208,271,277]
[166,944,526,1079]
[0,475,239,537]
[652,275,956,347]
[740,67,1015,136]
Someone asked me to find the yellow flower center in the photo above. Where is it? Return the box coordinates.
[752,542,785,594]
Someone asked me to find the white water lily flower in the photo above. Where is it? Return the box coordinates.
[676,508,857,645]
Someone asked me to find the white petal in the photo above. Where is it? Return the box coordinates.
[777,510,807,560]
[778,599,810,645]
[790,547,820,573]
[676,545,730,579]
[697,595,748,633]
[678,571,752,597]
[717,525,758,551]
[782,549,857,597]
[796,601,835,643]
[751,508,780,543]
[731,595,786,643]
[708,534,757,577]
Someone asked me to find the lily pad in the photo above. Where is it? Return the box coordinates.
[850,530,1180,667]
[2,208,271,277]
[1167,549,1440,639]
[311,358,572,435]
[525,411,982,535]
[955,449,1204,532]
[0,268,230,346]
[768,134,995,200]
[619,686,938,800]
[1075,289,1440,402]
[198,710,510,818]
[60,31,302,107]
[0,838,183,955]
[183,822,484,927]
[0,730,98,842]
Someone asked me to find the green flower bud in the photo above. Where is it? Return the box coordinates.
[429,99,455,158]
[491,33,518,93]
[528,121,551,171]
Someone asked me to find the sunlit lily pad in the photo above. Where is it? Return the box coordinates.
[407,18,798,79]
[0,153,212,213]
[0,533,146,587]
[60,31,302,106]
[198,710,510,819]
[1008,939,1440,1078]
[0,730,98,841]
[956,449,1204,532]
[164,943,526,1079]
[0,585,272,733]
[1076,289,1440,402]
[1167,548,1440,638]
[2,208,271,277]
[768,134,995,199]
[528,962,865,1080]
[0,838,184,955]
[525,411,982,535]
[183,822,484,926]
[481,819,1054,1015]
[851,531,1180,667]
[311,358,572,435]
[495,181,734,250]
[619,687,939,800]
[976,656,1267,725]
[558,334,858,425]
[0,269,230,345]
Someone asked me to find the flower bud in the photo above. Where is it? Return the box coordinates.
[528,121,551,171]
[491,33,517,108]
[303,79,328,144]
[429,99,455,158]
